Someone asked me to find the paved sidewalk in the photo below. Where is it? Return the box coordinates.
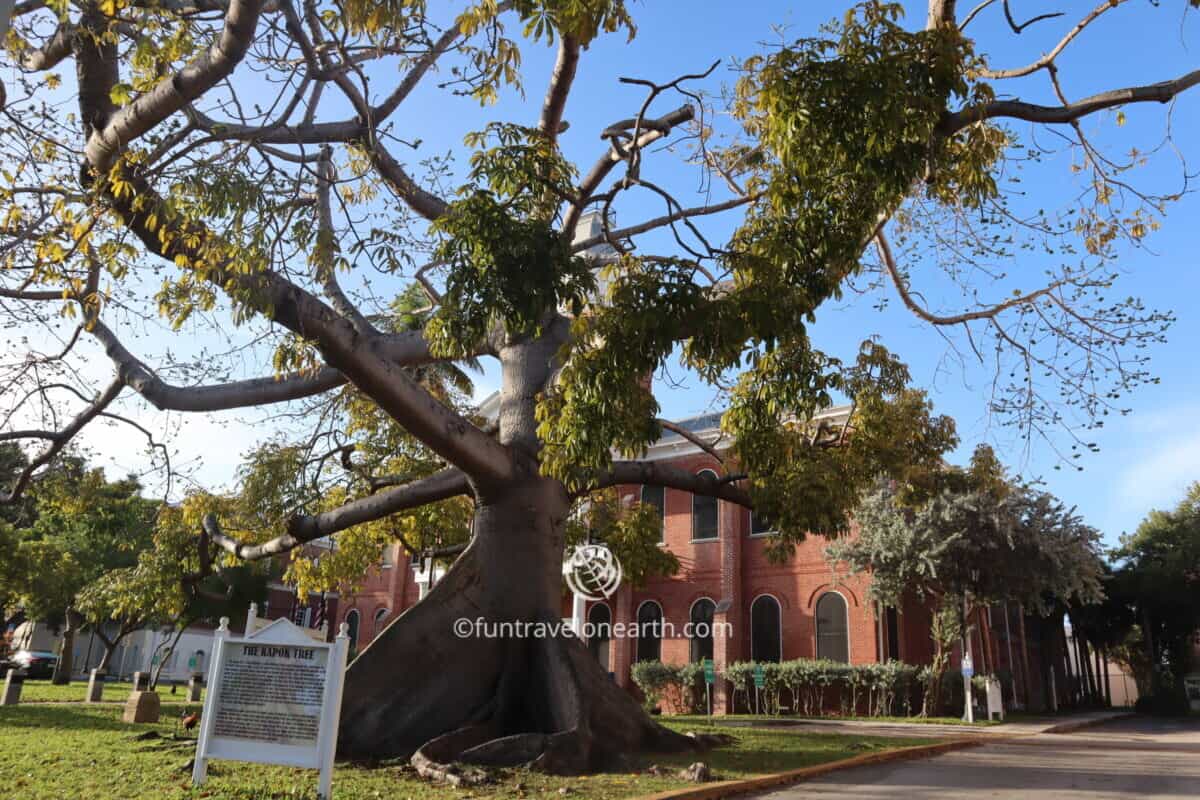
[745,715,1199,800]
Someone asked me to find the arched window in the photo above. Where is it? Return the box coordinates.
[345,609,360,653]
[751,595,782,663]
[587,603,612,669]
[374,608,389,637]
[689,598,716,663]
[636,601,663,662]
[640,485,666,542]
[815,592,850,663]
[692,470,719,541]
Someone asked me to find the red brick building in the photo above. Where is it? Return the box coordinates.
[326,399,1065,713]
[583,408,935,712]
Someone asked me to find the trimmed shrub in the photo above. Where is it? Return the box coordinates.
[721,658,921,717]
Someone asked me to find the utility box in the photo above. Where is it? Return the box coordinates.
[985,676,1005,721]
[1185,674,1200,713]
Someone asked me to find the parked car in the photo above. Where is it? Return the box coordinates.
[8,650,58,679]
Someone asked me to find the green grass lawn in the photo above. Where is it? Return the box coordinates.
[13,679,208,704]
[15,679,135,703]
[15,679,206,704]
[0,702,938,799]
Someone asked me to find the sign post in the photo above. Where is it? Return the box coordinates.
[193,616,350,799]
[753,664,765,715]
[961,652,975,724]
[702,658,715,717]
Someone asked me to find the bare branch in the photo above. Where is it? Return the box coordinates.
[570,194,757,254]
[958,0,998,30]
[656,419,725,465]
[566,104,695,236]
[0,377,124,502]
[978,0,1129,80]
[1002,0,1064,34]
[315,146,374,333]
[876,231,1062,325]
[943,69,1200,133]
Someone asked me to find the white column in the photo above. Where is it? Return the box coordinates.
[572,593,586,637]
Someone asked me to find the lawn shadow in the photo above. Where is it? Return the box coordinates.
[0,703,137,732]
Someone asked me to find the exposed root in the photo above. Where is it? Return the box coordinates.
[411,725,496,787]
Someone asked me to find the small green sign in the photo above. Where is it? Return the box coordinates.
[753,664,765,689]
[702,658,716,685]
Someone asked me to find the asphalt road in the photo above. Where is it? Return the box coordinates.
[749,716,1200,800]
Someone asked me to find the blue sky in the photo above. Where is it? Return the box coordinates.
[24,1,1200,551]
[451,0,1200,547]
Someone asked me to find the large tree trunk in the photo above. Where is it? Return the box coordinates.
[337,476,699,776]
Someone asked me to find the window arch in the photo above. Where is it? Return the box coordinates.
[373,608,390,637]
[635,601,663,662]
[692,470,719,541]
[587,603,612,669]
[689,598,716,663]
[815,592,850,663]
[640,485,666,542]
[750,595,782,663]
[345,609,361,653]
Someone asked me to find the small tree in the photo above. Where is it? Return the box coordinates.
[1110,483,1200,711]
[829,448,1105,714]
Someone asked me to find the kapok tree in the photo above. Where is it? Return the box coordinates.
[0,0,1191,772]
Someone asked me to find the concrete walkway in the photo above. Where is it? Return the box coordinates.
[746,715,1200,800]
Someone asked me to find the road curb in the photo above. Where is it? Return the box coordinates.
[1041,712,1137,735]
[637,737,989,800]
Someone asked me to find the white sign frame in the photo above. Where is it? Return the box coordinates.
[192,615,349,799]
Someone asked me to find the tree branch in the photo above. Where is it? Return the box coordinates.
[315,146,374,333]
[583,460,751,507]
[84,0,264,171]
[942,69,1200,133]
[570,194,756,253]
[565,104,695,236]
[0,377,124,502]
[876,231,1063,325]
[977,0,1129,80]
[87,317,346,410]
[21,24,73,71]
[539,35,580,142]
[203,467,471,559]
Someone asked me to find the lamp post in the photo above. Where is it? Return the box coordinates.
[962,581,976,724]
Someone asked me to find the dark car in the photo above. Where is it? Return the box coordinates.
[9,650,58,679]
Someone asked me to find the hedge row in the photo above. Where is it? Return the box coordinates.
[631,658,998,717]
